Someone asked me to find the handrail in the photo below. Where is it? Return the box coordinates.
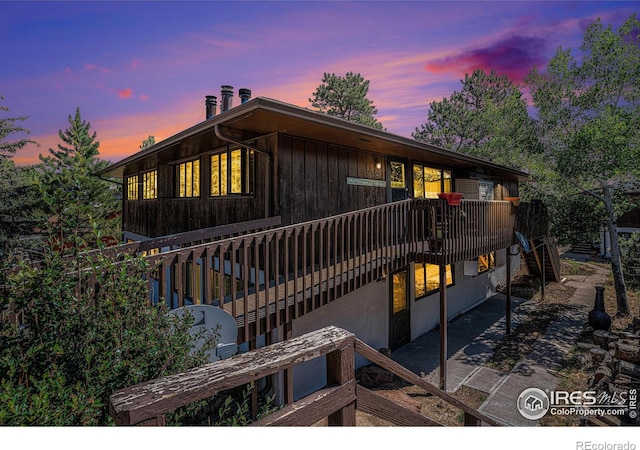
[108,326,501,427]
[69,199,516,343]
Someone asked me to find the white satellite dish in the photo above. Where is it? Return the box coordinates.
[170,305,239,362]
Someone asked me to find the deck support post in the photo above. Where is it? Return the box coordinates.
[326,343,356,426]
[439,264,448,391]
[283,322,294,404]
[506,249,512,335]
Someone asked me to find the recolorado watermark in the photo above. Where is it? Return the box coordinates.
[516,387,637,420]
[576,442,636,450]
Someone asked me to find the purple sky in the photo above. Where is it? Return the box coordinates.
[2,1,637,165]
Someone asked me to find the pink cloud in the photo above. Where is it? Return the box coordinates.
[139,94,149,101]
[130,59,139,69]
[118,88,133,99]
[424,35,548,84]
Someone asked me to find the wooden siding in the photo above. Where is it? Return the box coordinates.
[277,134,387,225]
[122,130,520,238]
[123,135,274,238]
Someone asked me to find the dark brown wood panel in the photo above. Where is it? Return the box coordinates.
[123,136,273,238]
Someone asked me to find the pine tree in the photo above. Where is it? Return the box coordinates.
[38,108,120,252]
[0,97,42,259]
[0,96,35,158]
[309,72,384,130]
[139,135,155,150]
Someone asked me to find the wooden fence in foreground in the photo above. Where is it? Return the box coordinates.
[109,326,502,427]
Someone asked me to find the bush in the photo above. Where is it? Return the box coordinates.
[620,233,640,291]
[0,242,217,425]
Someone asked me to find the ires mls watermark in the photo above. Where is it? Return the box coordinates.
[516,387,638,420]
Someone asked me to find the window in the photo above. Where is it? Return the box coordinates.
[392,271,408,314]
[127,175,139,200]
[142,170,157,199]
[478,252,496,273]
[211,147,254,196]
[413,164,452,198]
[415,263,453,298]
[176,159,200,198]
[390,161,405,189]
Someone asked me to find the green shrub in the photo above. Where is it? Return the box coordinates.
[620,233,640,291]
[0,241,217,425]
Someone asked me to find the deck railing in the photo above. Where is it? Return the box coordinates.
[76,199,516,342]
[109,325,503,426]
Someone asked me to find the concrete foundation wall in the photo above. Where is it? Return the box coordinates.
[291,280,388,400]
[410,248,519,339]
[284,246,520,400]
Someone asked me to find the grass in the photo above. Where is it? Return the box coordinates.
[561,259,597,276]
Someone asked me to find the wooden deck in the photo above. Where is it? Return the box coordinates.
[128,199,516,342]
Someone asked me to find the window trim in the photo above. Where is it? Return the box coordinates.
[412,163,452,199]
[127,175,139,201]
[142,170,158,200]
[175,158,201,198]
[210,144,255,198]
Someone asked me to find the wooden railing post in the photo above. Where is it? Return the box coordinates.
[326,343,356,426]
[463,411,480,426]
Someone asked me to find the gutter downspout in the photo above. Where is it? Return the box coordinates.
[214,123,272,218]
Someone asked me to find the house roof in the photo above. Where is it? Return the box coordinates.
[97,96,530,181]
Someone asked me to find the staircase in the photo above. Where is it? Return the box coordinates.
[523,236,561,283]
[570,242,594,255]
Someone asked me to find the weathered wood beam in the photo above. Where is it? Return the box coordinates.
[250,381,356,426]
[354,338,502,426]
[326,343,356,426]
[109,326,354,426]
[355,385,441,426]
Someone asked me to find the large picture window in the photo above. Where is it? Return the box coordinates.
[176,159,200,198]
[127,175,139,200]
[413,165,452,198]
[211,148,254,196]
[142,170,157,199]
[415,263,453,298]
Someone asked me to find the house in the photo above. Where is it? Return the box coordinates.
[98,86,530,399]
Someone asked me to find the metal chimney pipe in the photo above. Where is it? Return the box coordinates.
[205,95,217,119]
[239,88,252,104]
[220,85,234,112]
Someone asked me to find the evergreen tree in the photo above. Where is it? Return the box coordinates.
[140,135,155,150]
[0,96,34,158]
[413,69,540,169]
[0,161,43,259]
[309,72,384,130]
[37,108,120,252]
[0,97,42,259]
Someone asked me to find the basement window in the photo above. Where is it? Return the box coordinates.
[478,252,496,273]
[415,263,453,299]
[413,165,452,198]
[176,159,200,198]
[210,147,254,196]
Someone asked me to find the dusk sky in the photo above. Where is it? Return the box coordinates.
[2,1,638,166]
